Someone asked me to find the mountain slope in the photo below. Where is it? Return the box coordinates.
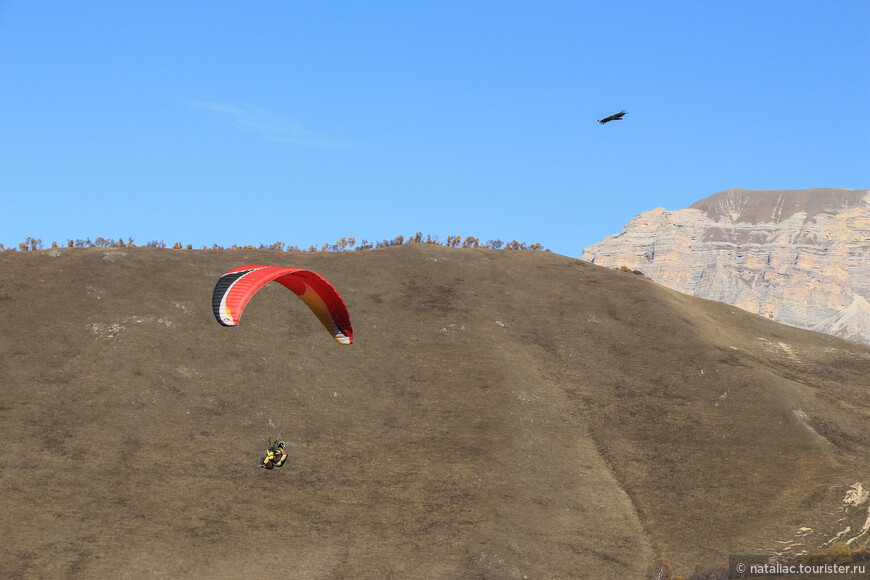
[581,187,870,344]
[1,244,869,578]
[811,294,870,344]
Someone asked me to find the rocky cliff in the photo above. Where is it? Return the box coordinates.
[581,188,870,344]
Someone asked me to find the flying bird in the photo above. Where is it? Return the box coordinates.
[598,109,627,124]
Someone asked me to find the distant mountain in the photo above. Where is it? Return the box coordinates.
[581,187,870,344]
[811,294,870,343]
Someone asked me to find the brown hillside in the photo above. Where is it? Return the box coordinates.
[1,244,869,578]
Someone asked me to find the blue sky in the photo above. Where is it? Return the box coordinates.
[2,1,868,256]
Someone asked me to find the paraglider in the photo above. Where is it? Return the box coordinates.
[212,265,353,344]
[598,109,627,124]
[211,265,353,469]
[259,441,287,469]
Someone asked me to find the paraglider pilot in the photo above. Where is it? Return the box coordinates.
[259,442,287,469]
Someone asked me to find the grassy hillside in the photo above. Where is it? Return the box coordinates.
[1,244,868,578]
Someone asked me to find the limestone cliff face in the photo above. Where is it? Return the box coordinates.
[581,188,870,344]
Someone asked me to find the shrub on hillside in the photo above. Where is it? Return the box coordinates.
[646,557,675,580]
[8,233,548,253]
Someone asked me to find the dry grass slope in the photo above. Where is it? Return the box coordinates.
[1,244,868,578]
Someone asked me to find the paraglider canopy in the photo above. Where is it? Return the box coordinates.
[211,265,353,345]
